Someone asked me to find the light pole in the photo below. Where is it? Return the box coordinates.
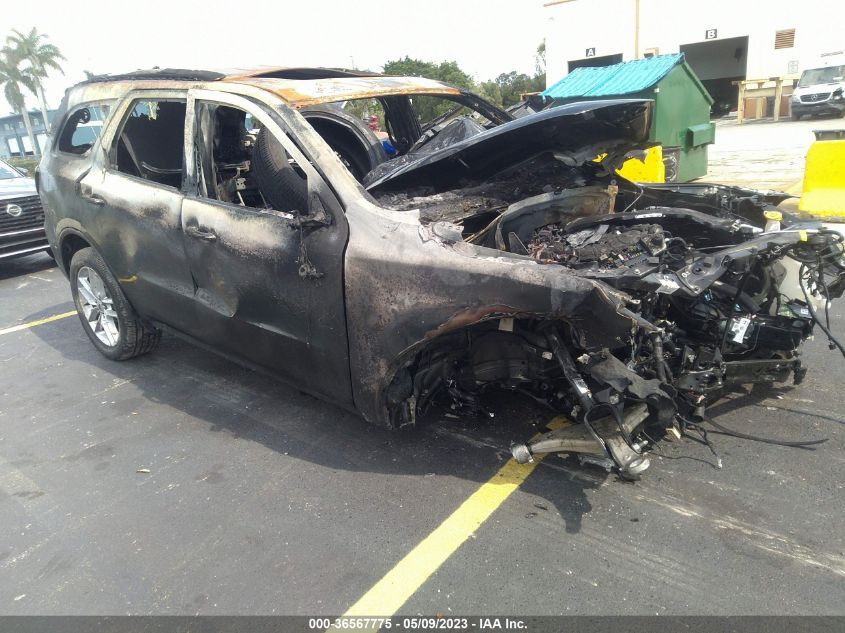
[634,0,641,59]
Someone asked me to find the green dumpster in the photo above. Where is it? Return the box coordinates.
[542,53,715,182]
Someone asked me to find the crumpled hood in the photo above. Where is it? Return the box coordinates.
[365,99,654,193]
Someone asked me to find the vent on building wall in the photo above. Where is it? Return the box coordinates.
[775,29,795,49]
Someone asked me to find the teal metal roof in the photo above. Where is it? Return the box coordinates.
[543,53,684,99]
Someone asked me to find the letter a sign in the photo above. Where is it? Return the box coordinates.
[585,47,596,57]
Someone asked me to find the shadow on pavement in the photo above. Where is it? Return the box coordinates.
[0,252,56,281]
[30,320,605,533]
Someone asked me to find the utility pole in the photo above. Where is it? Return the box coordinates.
[634,0,641,58]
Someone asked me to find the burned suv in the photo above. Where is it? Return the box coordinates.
[39,67,845,478]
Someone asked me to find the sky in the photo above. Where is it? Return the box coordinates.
[1,0,547,115]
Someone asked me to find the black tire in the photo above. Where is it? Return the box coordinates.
[69,247,161,361]
[302,107,387,182]
[252,128,310,213]
[317,128,373,181]
[791,112,801,121]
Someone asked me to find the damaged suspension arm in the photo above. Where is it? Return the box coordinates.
[511,328,651,479]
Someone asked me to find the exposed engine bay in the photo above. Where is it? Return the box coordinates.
[368,150,845,479]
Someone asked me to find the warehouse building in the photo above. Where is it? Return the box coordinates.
[543,0,843,115]
[0,110,57,159]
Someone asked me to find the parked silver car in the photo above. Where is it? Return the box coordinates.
[0,158,48,260]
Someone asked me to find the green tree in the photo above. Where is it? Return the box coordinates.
[383,57,475,90]
[341,97,386,131]
[4,28,65,136]
[383,57,478,122]
[477,80,503,107]
[378,53,550,114]
[0,50,39,157]
[494,71,546,108]
[535,40,546,78]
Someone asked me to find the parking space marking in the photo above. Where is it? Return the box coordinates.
[0,311,77,337]
[341,417,570,618]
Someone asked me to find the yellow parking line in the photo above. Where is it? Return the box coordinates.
[341,417,570,618]
[0,310,77,337]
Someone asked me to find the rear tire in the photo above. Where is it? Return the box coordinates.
[69,247,160,360]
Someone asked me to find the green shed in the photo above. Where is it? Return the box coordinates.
[542,53,715,182]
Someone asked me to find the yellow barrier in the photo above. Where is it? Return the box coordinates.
[617,145,665,183]
[596,146,666,183]
[799,138,845,218]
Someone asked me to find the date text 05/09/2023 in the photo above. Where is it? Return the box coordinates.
[308,617,528,630]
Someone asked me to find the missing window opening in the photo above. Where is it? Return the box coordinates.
[115,99,186,188]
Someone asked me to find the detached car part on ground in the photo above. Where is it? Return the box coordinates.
[39,68,845,481]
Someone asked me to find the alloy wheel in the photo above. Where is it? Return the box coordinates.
[76,266,120,347]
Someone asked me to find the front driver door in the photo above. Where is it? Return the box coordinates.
[180,89,352,405]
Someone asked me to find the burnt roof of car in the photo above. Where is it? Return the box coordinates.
[73,66,465,108]
[232,67,383,80]
[80,67,380,84]
[82,68,226,83]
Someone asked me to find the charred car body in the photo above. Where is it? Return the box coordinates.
[38,68,845,478]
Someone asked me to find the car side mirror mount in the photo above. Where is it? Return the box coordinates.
[299,193,332,228]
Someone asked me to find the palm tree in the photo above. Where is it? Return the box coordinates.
[5,28,65,135]
[0,51,39,157]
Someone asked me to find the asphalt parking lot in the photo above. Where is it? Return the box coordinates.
[1,250,843,616]
[706,115,845,192]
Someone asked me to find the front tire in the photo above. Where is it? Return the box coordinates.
[69,247,160,360]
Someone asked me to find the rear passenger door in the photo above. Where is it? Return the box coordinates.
[180,89,352,405]
[43,101,114,253]
[76,91,198,332]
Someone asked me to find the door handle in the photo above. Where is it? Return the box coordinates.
[185,225,218,242]
[78,183,105,206]
[80,192,105,206]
